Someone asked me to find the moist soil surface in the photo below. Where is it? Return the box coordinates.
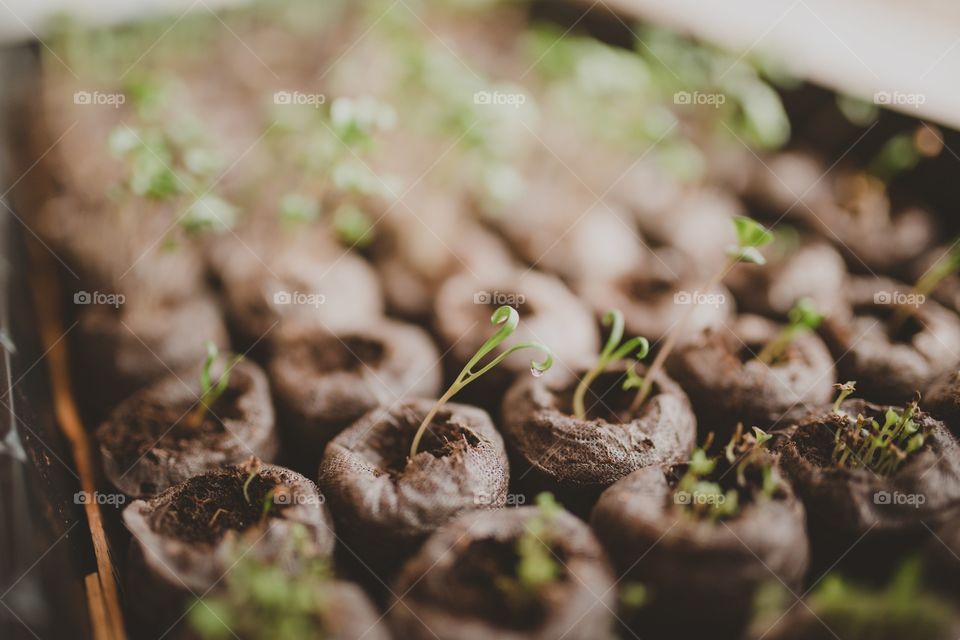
[101,383,247,474]
[293,335,387,373]
[367,409,481,479]
[150,468,284,544]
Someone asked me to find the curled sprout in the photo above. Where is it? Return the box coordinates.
[572,309,649,420]
[187,341,242,429]
[755,298,824,365]
[409,306,553,457]
[631,216,774,411]
[832,381,857,414]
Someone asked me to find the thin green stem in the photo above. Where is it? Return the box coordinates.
[408,306,552,458]
[572,310,648,420]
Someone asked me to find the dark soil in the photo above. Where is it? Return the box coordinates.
[150,468,282,544]
[102,383,246,473]
[297,335,386,373]
[368,409,481,478]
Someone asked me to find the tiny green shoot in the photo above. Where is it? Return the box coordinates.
[808,559,953,640]
[496,492,563,605]
[675,425,780,521]
[409,306,552,458]
[631,216,774,411]
[186,342,242,429]
[830,394,928,476]
[890,241,960,332]
[620,583,650,612]
[755,298,824,365]
[189,524,331,639]
[271,95,397,247]
[572,309,649,420]
[241,457,261,504]
[832,381,857,414]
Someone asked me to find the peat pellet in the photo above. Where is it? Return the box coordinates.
[591,457,808,639]
[318,399,509,574]
[667,314,835,435]
[268,319,441,474]
[389,505,616,640]
[579,265,734,346]
[725,241,847,319]
[215,245,384,353]
[123,463,334,629]
[779,399,960,573]
[502,361,696,515]
[74,294,229,416]
[97,356,276,499]
[819,277,960,404]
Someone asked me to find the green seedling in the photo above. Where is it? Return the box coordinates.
[496,492,563,605]
[186,342,242,429]
[832,381,857,414]
[109,113,237,236]
[755,298,824,365]
[631,216,774,411]
[830,394,929,476]
[189,524,332,639]
[675,425,780,521]
[890,241,960,332]
[620,583,650,612]
[271,95,397,248]
[572,309,649,420]
[241,457,261,504]
[409,305,552,458]
[808,559,953,640]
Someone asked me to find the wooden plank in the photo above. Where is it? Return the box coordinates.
[28,240,127,640]
[84,573,110,640]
